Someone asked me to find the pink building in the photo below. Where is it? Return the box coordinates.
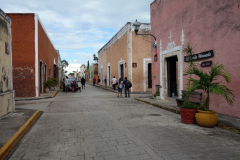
[151,0,240,118]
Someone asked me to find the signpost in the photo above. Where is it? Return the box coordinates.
[184,50,214,62]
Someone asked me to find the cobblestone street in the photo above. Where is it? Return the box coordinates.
[12,84,240,160]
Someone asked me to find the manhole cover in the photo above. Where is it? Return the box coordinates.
[149,114,161,116]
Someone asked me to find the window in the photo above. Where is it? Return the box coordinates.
[132,63,137,68]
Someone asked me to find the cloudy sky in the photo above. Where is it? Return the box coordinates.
[2,0,153,73]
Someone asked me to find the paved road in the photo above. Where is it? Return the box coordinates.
[12,84,240,160]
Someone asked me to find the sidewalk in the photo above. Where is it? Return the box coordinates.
[15,88,60,101]
[95,84,240,134]
[93,83,151,94]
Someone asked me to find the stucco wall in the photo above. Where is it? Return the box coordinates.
[98,50,107,85]
[38,20,59,95]
[151,0,240,118]
[132,31,152,92]
[98,23,152,92]
[7,13,36,97]
[0,11,14,117]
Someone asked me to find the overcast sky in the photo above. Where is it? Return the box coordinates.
[2,0,153,73]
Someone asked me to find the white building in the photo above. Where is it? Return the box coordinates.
[80,64,87,78]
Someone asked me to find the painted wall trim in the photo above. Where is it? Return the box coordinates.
[107,63,111,86]
[34,14,39,97]
[118,59,125,79]
[143,58,151,92]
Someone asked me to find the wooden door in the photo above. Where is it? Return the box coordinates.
[148,63,152,88]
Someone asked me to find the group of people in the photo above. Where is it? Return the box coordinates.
[64,76,86,93]
[92,76,101,86]
[111,76,131,98]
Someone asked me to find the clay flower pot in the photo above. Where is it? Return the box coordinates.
[195,110,218,127]
[180,108,197,124]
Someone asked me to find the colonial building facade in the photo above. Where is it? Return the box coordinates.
[98,22,152,92]
[7,13,60,97]
[151,0,240,118]
[0,9,15,117]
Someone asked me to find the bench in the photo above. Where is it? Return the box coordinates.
[176,90,202,107]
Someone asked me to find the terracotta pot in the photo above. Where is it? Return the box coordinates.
[180,108,197,124]
[195,110,218,127]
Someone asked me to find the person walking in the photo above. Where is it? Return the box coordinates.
[112,76,117,90]
[93,77,96,86]
[64,76,69,93]
[104,76,107,87]
[123,77,131,98]
[118,78,123,98]
[98,76,101,85]
[81,77,85,90]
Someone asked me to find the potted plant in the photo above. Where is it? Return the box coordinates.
[184,63,235,127]
[44,80,51,93]
[50,78,58,90]
[154,91,160,99]
[179,100,198,124]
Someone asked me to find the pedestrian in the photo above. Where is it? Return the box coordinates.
[118,78,123,98]
[112,76,117,90]
[77,80,82,92]
[65,76,69,93]
[104,76,107,87]
[98,76,101,85]
[93,77,96,86]
[81,77,85,90]
[123,77,132,98]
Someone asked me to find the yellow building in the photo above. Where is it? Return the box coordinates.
[0,9,15,117]
[98,22,152,92]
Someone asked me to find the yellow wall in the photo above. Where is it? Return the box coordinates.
[98,26,152,92]
[0,13,14,117]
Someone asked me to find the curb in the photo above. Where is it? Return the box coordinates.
[135,98,180,114]
[135,98,240,134]
[51,88,60,98]
[0,110,41,160]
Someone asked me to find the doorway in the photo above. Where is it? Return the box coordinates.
[166,56,178,97]
[120,64,124,79]
[148,63,152,88]
[40,61,43,93]
[108,66,110,85]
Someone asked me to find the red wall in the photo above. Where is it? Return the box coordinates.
[7,13,59,97]
[151,0,240,118]
[7,14,36,97]
[38,20,59,96]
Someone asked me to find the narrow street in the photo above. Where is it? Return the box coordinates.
[12,84,240,160]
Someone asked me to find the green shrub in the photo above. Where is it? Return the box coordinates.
[154,91,160,98]
[179,100,198,109]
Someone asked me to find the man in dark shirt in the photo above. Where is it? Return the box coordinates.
[123,77,130,98]
[81,77,85,89]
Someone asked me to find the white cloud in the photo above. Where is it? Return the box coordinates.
[3,0,153,66]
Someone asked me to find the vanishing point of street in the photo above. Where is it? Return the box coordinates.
[11,84,240,160]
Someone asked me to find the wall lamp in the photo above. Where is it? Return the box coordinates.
[132,19,157,42]
[132,19,158,61]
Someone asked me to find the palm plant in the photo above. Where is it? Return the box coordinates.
[184,63,235,111]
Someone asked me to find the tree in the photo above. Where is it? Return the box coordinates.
[61,60,69,76]
[93,54,98,62]
[184,64,235,111]
[87,60,90,69]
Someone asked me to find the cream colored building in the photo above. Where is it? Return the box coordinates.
[98,22,152,92]
[0,9,15,117]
